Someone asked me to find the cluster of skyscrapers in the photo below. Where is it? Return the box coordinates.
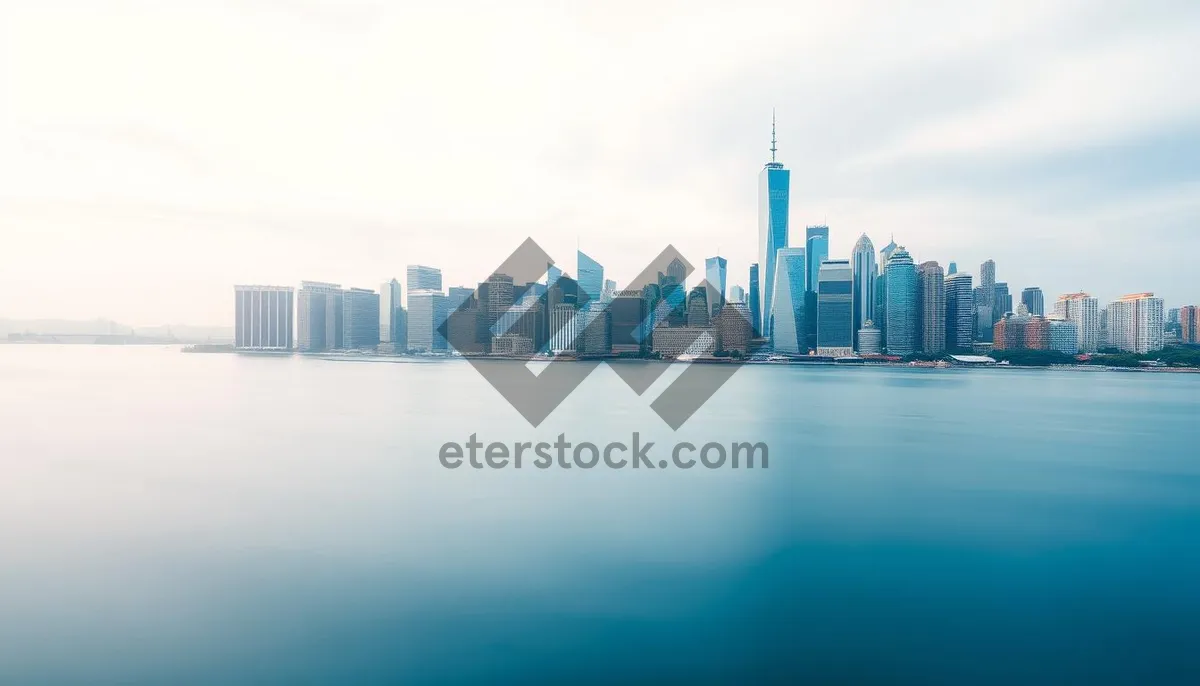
[232,115,1194,360]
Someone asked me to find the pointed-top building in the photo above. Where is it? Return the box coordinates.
[757,110,790,340]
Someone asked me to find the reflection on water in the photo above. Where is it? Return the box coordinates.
[1,346,1199,685]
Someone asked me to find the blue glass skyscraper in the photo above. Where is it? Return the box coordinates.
[705,256,727,315]
[771,247,806,353]
[884,247,918,355]
[805,226,829,293]
[577,250,603,306]
[757,113,789,340]
[748,263,761,337]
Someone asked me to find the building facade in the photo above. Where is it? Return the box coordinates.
[234,285,294,351]
[342,288,380,350]
[1021,287,1045,317]
[297,281,344,353]
[770,247,807,354]
[1054,292,1100,353]
[704,256,727,314]
[851,234,876,351]
[1107,293,1165,354]
[406,265,442,293]
[407,289,448,353]
[977,259,996,341]
[944,272,974,351]
[577,251,604,306]
[884,247,918,355]
[715,302,752,353]
[651,326,716,358]
[758,116,790,341]
[1048,319,1079,354]
[1181,305,1199,344]
[917,261,946,354]
[380,278,403,346]
[610,290,646,355]
[817,259,853,356]
[748,264,761,337]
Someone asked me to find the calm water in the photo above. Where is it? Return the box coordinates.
[2,345,1199,685]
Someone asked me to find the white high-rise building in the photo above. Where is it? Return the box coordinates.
[234,285,294,351]
[1107,293,1165,354]
[1054,292,1100,353]
[851,234,876,351]
[407,289,448,353]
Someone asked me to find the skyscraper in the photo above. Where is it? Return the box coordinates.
[406,265,442,293]
[1021,287,1045,317]
[380,278,403,345]
[601,279,617,304]
[342,287,381,350]
[918,261,946,354]
[851,234,876,351]
[1054,292,1100,353]
[805,226,830,294]
[705,256,727,315]
[817,259,853,356]
[770,247,807,354]
[577,250,604,306]
[748,264,761,337]
[1107,293,1165,354]
[549,303,577,355]
[610,290,645,355]
[729,285,745,304]
[944,272,974,350]
[408,289,448,352]
[686,286,710,328]
[977,259,996,341]
[879,237,898,267]
[874,271,888,344]
[993,282,1012,322]
[485,273,515,340]
[757,113,790,340]
[297,281,344,353]
[1048,319,1079,354]
[234,285,294,351]
[884,247,918,355]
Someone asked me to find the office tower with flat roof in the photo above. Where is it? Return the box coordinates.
[578,302,611,355]
[1024,315,1049,350]
[857,321,882,355]
[406,265,442,293]
[610,290,646,355]
[1054,292,1100,352]
[770,247,807,354]
[758,113,790,340]
[686,286,710,328]
[918,261,946,354]
[577,251,604,306]
[408,289,448,352]
[729,285,746,304]
[976,259,996,341]
[1021,287,1045,317]
[549,303,578,355]
[297,281,344,352]
[705,256,727,314]
[1108,293,1165,354]
[817,259,853,356]
[748,264,761,336]
[715,302,752,354]
[884,247,918,355]
[945,272,974,351]
[1181,306,1199,344]
[234,285,294,351]
[447,286,474,312]
[994,282,1012,322]
[342,288,381,350]
[380,278,402,345]
[851,234,876,351]
[993,314,1026,351]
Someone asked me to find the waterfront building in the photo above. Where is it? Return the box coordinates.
[857,320,882,355]
[918,261,946,354]
[380,279,403,345]
[1048,318,1079,354]
[993,314,1025,351]
[705,256,727,314]
[408,289,448,352]
[549,303,578,355]
[758,113,790,340]
[851,234,876,351]
[406,265,442,293]
[1024,316,1049,350]
[1054,292,1100,352]
[1107,293,1165,354]
[1021,287,1045,317]
[491,334,534,356]
[342,288,381,350]
[770,247,807,354]
[748,264,761,337]
[715,302,752,353]
[817,259,853,356]
[610,290,646,355]
[1181,305,1199,344]
[945,272,974,350]
[577,250,604,306]
[297,281,344,353]
[686,286,710,328]
[884,247,918,355]
[234,285,294,351]
[651,326,716,358]
[495,290,544,352]
[578,302,611,355]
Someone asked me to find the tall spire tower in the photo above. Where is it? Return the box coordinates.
[758,110,790,342]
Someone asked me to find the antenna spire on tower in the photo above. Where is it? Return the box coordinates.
[770,108,777,163]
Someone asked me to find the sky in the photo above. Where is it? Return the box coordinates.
[1,0,1198,326]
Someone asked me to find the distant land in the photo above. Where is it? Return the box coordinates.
[0,318,233,344]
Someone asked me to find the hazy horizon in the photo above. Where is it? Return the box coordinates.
[3,0,1199,327]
